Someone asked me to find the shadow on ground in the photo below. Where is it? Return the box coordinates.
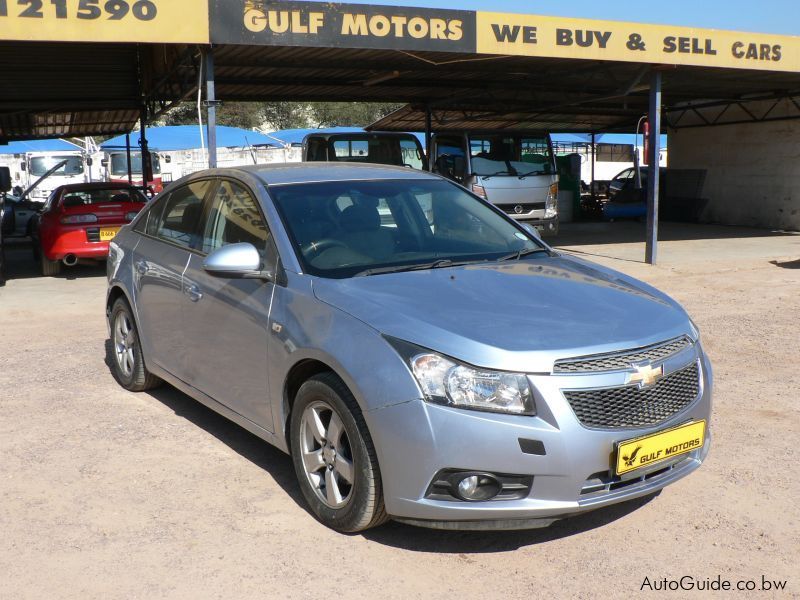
[553,221,798,248]
[771,258,800,269]
[104,341,659,552]
[2,237,106,281]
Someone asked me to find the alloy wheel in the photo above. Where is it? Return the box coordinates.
[299,400,355,508]
[113,311,136,378]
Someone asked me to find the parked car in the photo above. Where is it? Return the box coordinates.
[1,194,43,237]
[603,167,666,220]
[106,163,712,532]
[31,183,147,276]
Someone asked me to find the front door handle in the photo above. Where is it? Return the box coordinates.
[185,283,203,302]
[135,260,148,275]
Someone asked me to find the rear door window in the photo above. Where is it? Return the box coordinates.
[152,180,212,249]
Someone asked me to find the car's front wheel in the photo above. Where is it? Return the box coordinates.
[109,298,161,392]
[290,373,388,532]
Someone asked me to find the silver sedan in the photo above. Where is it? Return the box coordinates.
[106,163,712,532]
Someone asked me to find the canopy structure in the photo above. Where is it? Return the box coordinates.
[1,0,798,263]
[101,125,283,151]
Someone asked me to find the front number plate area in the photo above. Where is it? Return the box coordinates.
[615,420,706,476]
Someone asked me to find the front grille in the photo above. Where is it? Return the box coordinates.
[563,363,700,429]
[553,336,692,373]
[501,202,546,215]
[86,228,100,242]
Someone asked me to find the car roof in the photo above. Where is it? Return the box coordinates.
[56,182,139,192]
[204,162,441,187]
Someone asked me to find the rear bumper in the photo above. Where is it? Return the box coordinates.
[43,228,111,261]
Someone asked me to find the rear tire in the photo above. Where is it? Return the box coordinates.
[109,298,161,392]
[40,255,61,277]
[290,372,388,533]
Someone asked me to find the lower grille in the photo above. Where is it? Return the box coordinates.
[501,202,546,215]
[563,363,700,429]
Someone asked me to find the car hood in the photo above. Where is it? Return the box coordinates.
[311,255,693,373]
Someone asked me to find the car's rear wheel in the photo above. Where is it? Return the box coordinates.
[40,254,61,277]
[290,373,388,532]
[109,298,161,392]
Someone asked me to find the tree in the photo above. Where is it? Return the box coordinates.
[308,102,401,128]
[158,101,402,131]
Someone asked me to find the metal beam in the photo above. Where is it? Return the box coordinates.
[204,47,218,169]
[645,71,662,266]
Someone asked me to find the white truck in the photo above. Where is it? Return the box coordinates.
[430,132,559,235]
[7,149,89,203]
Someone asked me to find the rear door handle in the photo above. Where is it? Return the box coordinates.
[185,283,203,302]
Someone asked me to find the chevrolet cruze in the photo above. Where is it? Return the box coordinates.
[106,163,712,532]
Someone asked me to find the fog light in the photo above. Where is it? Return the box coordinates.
[457,476,479,498]
[455,473,502,501]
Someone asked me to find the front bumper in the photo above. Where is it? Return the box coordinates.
[508,213,559,235]
[367,348,712,529]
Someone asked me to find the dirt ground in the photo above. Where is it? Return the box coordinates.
[1,223,798,599]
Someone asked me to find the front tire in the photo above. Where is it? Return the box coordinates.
[109,298,161,392]
[290,373,388,532]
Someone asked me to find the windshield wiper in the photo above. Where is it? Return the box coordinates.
[497,247,547,262]
[354,259,474,277]
[517,170,543,179]
[481,170,514,180]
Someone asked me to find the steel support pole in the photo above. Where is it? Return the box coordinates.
[205,47,218,169]
[125,133,133,185]
[590,132,596,205]
[645,71,662,265]
[425,104,432,171]
[140,108,149,188]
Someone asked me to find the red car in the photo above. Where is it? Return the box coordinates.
[31,183,147,276]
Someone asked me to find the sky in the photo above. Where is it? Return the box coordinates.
[303,0,800,36]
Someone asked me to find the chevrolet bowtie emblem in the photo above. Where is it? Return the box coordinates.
[628,363,664,388]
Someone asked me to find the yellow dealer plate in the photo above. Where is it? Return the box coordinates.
[99,228,120,241]
[615,420,705,476]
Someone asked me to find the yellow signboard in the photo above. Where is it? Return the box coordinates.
[0,0,209,43]
[477,12,799,73]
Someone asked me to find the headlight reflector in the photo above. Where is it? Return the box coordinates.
[411,353,535,415]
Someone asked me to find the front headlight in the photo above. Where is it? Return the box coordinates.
[410,352,535,416]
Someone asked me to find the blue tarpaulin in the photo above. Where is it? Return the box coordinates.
[0,139,82,154]
[552,133,668,146]
[101,125,283,151]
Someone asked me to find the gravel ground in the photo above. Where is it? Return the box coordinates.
[1,226,798,599]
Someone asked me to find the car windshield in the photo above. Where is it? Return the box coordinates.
[60,187,146,206]
[110,152,162,176]
[470,135,554,177]
[270,179,546,279]
[29,155,84,177]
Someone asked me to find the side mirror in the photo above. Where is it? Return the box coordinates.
[0,167,11,192]
[86,157,93,167]
[101,158,108,168]
[164,154,171,164]
[19,162,26,172]
[521,223,542,240]
[203,242,271,280]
